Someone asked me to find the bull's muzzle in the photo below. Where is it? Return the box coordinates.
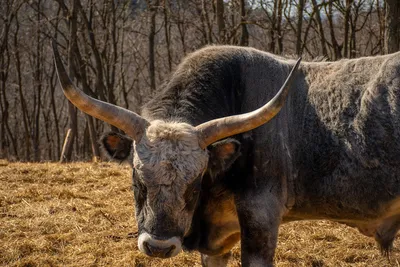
[138,232,182,258]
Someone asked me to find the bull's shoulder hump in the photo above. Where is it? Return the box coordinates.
[181,45,295,66]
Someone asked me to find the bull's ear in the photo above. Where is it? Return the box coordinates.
[100,132,133,161]
[207,138,241,177]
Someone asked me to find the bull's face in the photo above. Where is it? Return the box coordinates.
[133,121,208,257]
[52,41,300,258]
[101,121,240,258]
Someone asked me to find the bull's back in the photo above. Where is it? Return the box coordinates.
[292,52,400,222]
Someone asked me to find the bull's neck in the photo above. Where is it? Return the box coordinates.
[141,53,244,126]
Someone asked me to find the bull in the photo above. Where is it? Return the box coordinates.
[53,41,400,266]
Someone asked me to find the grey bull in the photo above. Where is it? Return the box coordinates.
[53,41,400,266]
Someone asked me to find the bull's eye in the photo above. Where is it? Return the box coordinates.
[184,179,201,211]
[190,181,201,196]
[133,181,146,196]
[132,170,147,207]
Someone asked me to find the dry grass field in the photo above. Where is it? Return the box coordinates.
[1,160,400,267]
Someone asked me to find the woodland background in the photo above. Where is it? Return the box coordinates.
[0,0,399,162]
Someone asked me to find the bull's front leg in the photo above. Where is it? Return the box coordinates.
[198,227,240,267]
[201,252,231,267]
[235,193,283,267]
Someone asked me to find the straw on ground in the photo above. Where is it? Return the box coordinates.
[1,161,399,267]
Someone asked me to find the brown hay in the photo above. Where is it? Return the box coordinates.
[1,161,400,266]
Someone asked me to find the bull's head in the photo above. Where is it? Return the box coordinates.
[52,41,300,258]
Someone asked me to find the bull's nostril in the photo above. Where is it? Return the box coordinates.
[138,233,181,258]
[143,241,151,254]
[165,245,176,257]
[143,242,176,258]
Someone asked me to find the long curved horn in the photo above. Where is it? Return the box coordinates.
[196,58,301,149]
[52,40,149,141]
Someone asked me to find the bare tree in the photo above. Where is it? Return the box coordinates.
[14,12,31,161]
[343,0,354,58]
[32,0,43,161]
[163,0,172,71]
[58,0,79,162]
[0,0,396,162]
[239,0,249,46]
[216,0,226,43]
[147,0,159,92]
[325,0,342,59]
[0,0,22,159]
[385,0,400,53]
[296,0,305,56]
[202,0,213,44]
[311,0,328,57]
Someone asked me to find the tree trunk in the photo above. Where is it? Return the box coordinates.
[239,0,249,46]
[296,0,304,56]
[147,0,158,92]
[216,0,226,43]
[343,0,353,58]
[269,0,277,53]
[202,0,213,44]
[385,0,400,54]
[60,0,79,163]
[326,1,342,59]
[14,14,31,161]
[50,68,61,159]
[311,0,328,57]
[376,0,384,55]
[86,115,100,161]
[0,2,19,160]
[163,0,172,71]
[33,0,42,161]
[276,0,283,54]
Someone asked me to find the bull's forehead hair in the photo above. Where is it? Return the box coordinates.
[146,120,199,144]
[133,120,208,184]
